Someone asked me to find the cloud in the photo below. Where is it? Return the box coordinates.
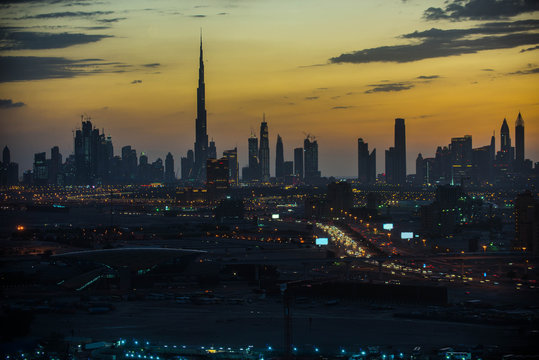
[330,20,539,64]
[0,56,129,83]
[0,27,112,50]
[316,87,328,90]
[20,11,114,19]
[416,75,439,79]
[190,14,206,18]
[507,67,539,75]
[131,79,142,84]
[424,0,539,21]
[97,17,126,23]
[142,63,160,68]
[217,12,228,15]
[332,106,355,110]
[365,82,414,94]
[520,45,539,52]
[0,99,25,109]
[305,96,319,100]
[482,68,495,71]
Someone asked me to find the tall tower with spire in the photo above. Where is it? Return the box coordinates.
[259,114,270,181]
[515,112,524,164]
[194,32,209,181]
[500,118,511,153]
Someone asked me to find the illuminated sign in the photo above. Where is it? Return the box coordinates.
[383,223,394,231]
[272,214,280,219]
[401,232,414,240]
[316,237,329,246]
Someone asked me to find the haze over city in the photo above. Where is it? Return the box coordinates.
[1,0,538,176]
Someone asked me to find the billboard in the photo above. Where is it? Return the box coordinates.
[401,232,414,240]
[272,214,280,219]
[383,223,394,231]
[316,237,329,246]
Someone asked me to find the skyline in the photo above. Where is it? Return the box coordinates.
[0,0,538,176]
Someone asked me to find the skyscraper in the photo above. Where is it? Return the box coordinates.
[501,118,511,153]
[223,148,238,185]
[304,135,320,182]
[206,158,229,200]
[515,112,524,166]
[193,34,209,181]
[259,116,270,181]
[294,147,303,179]
[394,118,406,185]
[33,152,48,185]
[208,140,217,159]
[165,152,175,184]
[3,146,10,164]
[181,150,194,181]
[275,134,284,179]
[450,135,472,185]
[357,138,376,184]
[49,146,61,185]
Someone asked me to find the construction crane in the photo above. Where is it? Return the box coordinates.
[302,132,316,142]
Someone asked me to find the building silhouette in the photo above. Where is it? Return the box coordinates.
[33,152,48,185]
[394,118,406,185]
[49,146,62,185]
[223,148,238,186]
[515,112,524,170]
[275,134,284,179]
[193,35,209,181]
[206,157,229,200]
[208,140,217,159]
[164,152,175,184]
[1,146,19,185]
[514,191,539,256]
[294,147,303,180]
[357,138,376,184]
[304,135,320,183]
[259,116,270,181]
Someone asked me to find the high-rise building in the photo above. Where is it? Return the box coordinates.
[294,147,303,179]
[193,34,209,181]
[3,146,10,164]
[304,135,320,182]
[245,134,259,181]
[223,148,238,185]
[165,152,175,184]
[181,150,194,181]
[283,161,293,177]
[394,118,406,185]
[514,191,539,256]
[206,157,229,200]
[275,134,284,179]
[357,138,376,184]
[259,116,270,181]
[385,147,395,184]
[501,118,511,152]
[208,140,217,159]
[415,153,424,186]
[515,112,524,167]
[450,135,472,185]
[1,146,18,185]
[121,146,137,183]
[49,146,62,185]
[151,158,164,182]
[33,152,48,185]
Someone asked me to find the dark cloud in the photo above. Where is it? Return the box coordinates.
[316,87,328,90]
[417,75,439,79]
[482,68,495,71]
[217,12,228,15]
[520,45,539,52]
[332,106,354,110]
[365,83,414,94]
[190,15,206,18]
[0,99,25,109]
[131,79,142,84]
[424,0,539,21]
[330,20,539,64]
[0,27,111,50]
[97,17,127,23]
[305,96,319,100]
[0,56,128,83]
[507,67,539,75]
[142,63,160,68]
[20,11,114,19]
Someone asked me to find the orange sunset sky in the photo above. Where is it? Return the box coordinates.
[1,0,538,177]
